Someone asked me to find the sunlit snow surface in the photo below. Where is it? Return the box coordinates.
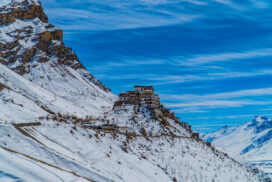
[0,120,261,182]
[0,17,116,120]
[202,116,272,178]
[0,147,89,182]
[0,0,264,181]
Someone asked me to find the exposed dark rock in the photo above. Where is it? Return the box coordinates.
[0,0,111,92]
[0,3,48,25]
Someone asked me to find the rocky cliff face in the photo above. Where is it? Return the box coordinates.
[0,0,110,93]
[0,0,115,117]
[0,1,48,25]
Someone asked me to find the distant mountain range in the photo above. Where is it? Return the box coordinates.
[202,115,272,178]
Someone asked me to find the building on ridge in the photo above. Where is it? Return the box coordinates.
[114,86,187,125]
[114,86,161,118]
[134,86,154,94]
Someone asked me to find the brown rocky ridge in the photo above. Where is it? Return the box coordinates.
[0,0,110,92]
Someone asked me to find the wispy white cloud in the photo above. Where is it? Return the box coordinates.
[91,69,272,90]
[193,123,238,127]
[158,86,272,113]
[176,48,272,66]
[138,0,207,6]
[165,100,272,108]
[45,8,92,19]
[193,123,239,132]
[43,0,272,31]
[171,107,208,113]
[125,69,272,85]
[150,69,272,85]
[161,87,272,101]
[44,0,201,30]
[186,114,268,120]
[88,50,272,85]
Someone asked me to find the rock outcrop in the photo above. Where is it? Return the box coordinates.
[0,2,48,25]
[0,0,110,92]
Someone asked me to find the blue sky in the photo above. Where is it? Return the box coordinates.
[42,0,272,132]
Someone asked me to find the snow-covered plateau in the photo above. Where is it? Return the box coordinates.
[0,0,266,181]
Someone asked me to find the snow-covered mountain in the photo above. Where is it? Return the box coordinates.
[0,0,265,181]
[202,115,272,178]
[0,0,115,119]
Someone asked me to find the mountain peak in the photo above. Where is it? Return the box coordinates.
[253,115,269,123]
[0,0,39,9]
[0,0,113,119]
[202,116,272,179]
[0,0,110,92]
[247,115,272,134]
[0,0,47,26]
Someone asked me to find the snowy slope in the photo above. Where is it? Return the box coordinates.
[202,116,272,178]
[0,146,90,182]
[0,117,262,182]
[0,0,265,181]
[0,0,116,118]
[0,66,263,181]
[0,63,96,122]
